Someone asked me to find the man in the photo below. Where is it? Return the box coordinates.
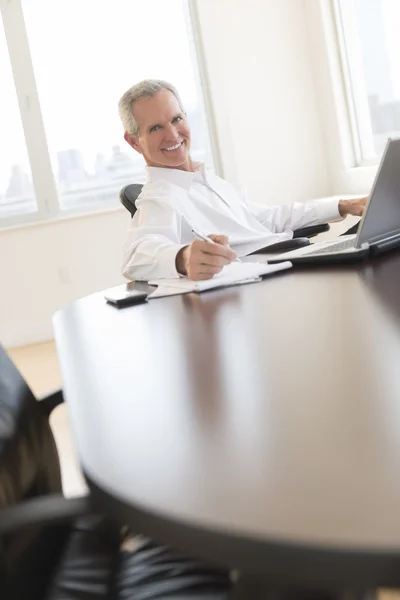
[119,79,366,281]
[116,80,367,598]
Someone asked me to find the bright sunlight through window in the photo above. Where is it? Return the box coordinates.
[0,0,214,225]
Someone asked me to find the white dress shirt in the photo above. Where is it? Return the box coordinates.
[122,164,341,281]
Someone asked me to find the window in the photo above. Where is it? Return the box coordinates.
[0,0,214,227]
[335,0,400,165]
[0,16,36,219]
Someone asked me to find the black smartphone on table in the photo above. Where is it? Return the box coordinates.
[104,285,148,308]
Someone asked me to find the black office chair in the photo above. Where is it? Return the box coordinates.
[120,184,330,253]
[0,345,231,600]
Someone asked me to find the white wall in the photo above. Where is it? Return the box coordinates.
[195,0,331,203]
[1,209,128,347]
[2,0,332,348]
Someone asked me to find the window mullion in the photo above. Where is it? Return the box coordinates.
[1,0,59,219]
[334,0,376,164]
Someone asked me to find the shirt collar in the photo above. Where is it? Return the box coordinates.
[146,164,206,191]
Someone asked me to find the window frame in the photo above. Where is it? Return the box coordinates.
[0,0,220,230]
[333,0,381,167]
[304,0,386,195]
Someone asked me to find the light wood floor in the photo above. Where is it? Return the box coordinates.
[7,342,400,596]
[8,341,87,498]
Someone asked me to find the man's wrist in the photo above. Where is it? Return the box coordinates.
[338,199,349,217]
[176,246,188,276]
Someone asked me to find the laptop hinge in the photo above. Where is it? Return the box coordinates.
[369,231,400,256]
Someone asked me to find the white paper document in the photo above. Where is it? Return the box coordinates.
[148,261,292,299]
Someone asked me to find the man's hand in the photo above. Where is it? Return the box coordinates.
[338,197,368,217]
[176,234,237,280]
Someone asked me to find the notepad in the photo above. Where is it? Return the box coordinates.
[148,261,292,298]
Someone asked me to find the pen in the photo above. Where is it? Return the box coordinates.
[191,228,242,262]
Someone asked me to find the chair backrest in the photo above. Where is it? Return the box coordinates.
[0,345,64,600]
[0,345,62,507]
[0,345,42,496]
[119,184,143,218]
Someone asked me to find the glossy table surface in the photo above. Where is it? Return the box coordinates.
[53,250,400,586]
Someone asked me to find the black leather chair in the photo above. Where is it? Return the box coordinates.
[120,184,330,253]
[0,345,231,600]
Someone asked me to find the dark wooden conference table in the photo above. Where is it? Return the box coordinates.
[53,249,400,596]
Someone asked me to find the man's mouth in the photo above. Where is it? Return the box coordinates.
[162,141,184,152]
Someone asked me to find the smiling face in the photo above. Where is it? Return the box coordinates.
[124,89,192,171]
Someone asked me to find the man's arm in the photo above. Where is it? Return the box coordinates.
[246,198,342,233]
[245,191,367,233]
[122,199,186,281]
[122,199,236,282]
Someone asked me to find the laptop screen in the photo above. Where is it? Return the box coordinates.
[357,138,400,247]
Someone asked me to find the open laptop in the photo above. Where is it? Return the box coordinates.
[268,137,400,265]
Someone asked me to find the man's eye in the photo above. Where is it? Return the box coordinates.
[173,116,182,123]
[150,125,161,133]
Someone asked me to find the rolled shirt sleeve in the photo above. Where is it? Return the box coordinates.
[315,197,343,223]
[246,197,343,233]
[122,191,186,281]
[122,236,185,281]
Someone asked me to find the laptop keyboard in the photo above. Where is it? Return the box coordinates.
[305,238,356,255]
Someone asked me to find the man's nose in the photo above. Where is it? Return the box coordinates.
[164,123,180,140]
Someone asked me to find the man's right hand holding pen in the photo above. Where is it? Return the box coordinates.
[175,233,238,280]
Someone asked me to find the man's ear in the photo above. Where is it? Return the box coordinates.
[124,132,142,154]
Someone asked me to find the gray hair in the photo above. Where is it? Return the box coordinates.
[118,79,184,137]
